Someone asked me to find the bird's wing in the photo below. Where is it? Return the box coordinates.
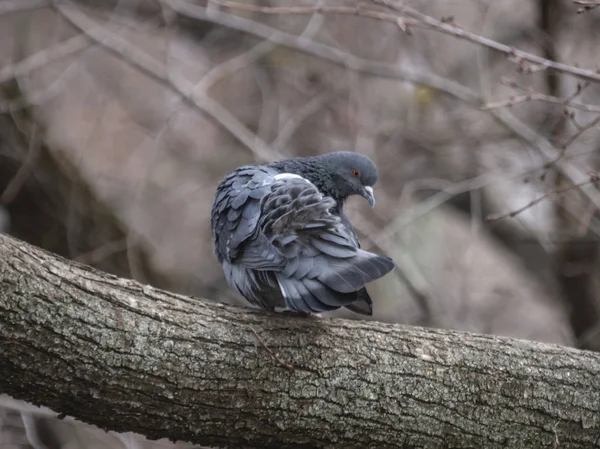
[251,174,396,313]
[212,169,394,314]
[211,165,278,263]
[211,166,290,310]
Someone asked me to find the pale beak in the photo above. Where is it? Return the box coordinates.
[361,186,376,207]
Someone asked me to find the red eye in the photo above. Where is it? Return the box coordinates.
[352,169,360,177]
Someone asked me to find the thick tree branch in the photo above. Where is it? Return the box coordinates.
[1,233,600,448]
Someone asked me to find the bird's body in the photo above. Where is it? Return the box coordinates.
[210,151,395,315]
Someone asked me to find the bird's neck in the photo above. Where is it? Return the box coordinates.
[270,158,344,208]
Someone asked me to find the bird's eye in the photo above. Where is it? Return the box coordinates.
[352,169,360,177]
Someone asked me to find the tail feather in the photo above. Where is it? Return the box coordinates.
[276,276,339,313]
[275,250,394,314]
[344,288,373,316]
[317,251,395,293]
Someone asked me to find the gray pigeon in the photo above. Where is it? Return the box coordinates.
[210,151,395,315]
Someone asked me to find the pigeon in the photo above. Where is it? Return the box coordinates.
[210,151,395,315]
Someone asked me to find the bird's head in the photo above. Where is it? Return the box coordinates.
[320,151,379,207]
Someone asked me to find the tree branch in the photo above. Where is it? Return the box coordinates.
[372,0,600,84]
[207,0,600,84]
[0,0,48,17]
[481,91,600,114]
[158,0,600,224]
[2,233,600,448]
[159,0,479,104]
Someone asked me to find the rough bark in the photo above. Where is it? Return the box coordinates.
[1,233,600,449]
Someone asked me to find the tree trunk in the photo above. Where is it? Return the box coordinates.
[1,233,600,448]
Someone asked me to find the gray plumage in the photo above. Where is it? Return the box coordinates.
[210,151,395,315]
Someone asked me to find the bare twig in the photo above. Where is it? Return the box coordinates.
[577,200,597,236]
[496,79,600,178]
[0,0,48,16]
[480,94,538,111]
[486,176,598,222]
[0,124,40,205]
[250,327,294,370]
[160,0,480,105]
[531,80,600,173]
[193,39,275,94]
[54,2,281,162]
[171,0,327,159]
[481,92,600,113]
[498,79,600,113]
[564,82,592,104]
[487,104,600,213]
[371,0,600,84]
[159,0,600,217]
[31,0,600,233]
[553,420,561,447]
[363,173,505,250]
[0,34,91,84]
[573,0,600,13]
[0,56,82,113]
[549,115,600,167]
[565,114,600,148]
[74,238,129,265]
[209,0,600,84]
[208,0,420,31]
[351,215,433,324]
[272,90,334,152]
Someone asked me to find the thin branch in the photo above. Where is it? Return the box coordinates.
[54,2,281,162]
[250,327,295,370]
[563,81,592,104]
[563,114,600,149]
[0,0,49,16]
[208,0,420,31]
[351,214,433,324]
[573,0,600,13]
[547,114,600,168]
[169,0,327,158]
[498,78,600,113]
[272,90,334,152]
[492,79,600,184]
[0,124,40,206]
[480,93,540,111]
[74,238,128,265]
[0,34,91,84]
[16,0,599,240]
[177,0,600,217]
[486,176,598,222]
[208,0,600,84]
[160,0,480,105]
[53,0,472,167]
[193,39,275,94]
[159,0,600,220]
[363,173,505,249]
[0,55,82,113]
[577,200,598,236]
[371,0,600,84]
[481,92,600,113]
[488,103,600,212]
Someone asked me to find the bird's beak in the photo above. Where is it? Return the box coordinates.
[360,186,376,207]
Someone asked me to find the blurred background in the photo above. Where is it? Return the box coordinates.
[2,0,600,447]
